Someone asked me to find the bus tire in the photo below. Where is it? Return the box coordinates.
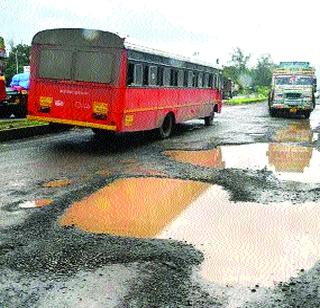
[158,113,174,139]
[204,112,214,126]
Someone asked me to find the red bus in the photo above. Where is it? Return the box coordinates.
[27,28,222,138]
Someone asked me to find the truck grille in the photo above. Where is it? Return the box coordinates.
[285,93,301,99]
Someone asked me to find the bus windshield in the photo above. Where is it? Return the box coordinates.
[275,76,314,86]
[38,48,119,84]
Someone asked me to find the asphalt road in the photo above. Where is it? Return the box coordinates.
[1,102,320,307]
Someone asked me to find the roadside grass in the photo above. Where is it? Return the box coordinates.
[225,96,267,105]
[0,119,47,130]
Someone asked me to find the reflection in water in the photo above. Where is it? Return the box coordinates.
[164,148,225,169]
[165,143,320,183]
[274,121,313,143]
[158,185,320,287]
[60,177,320,287]
[43,179,72,188]
[59,177,209,237]
[267,144,313,172]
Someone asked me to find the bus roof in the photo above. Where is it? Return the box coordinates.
[32,28,125,48]
[32,28,220,71]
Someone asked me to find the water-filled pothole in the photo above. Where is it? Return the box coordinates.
[59,177,320,287]
[165,143,320,183]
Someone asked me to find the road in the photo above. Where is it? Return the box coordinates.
[1,102,320,307]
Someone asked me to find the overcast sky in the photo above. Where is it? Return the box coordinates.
[1,0,320,70]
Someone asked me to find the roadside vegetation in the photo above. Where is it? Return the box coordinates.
[223,48,273,104]
[0,119,46,130]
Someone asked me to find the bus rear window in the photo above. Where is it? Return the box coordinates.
[38,48,117,84]
[74,51,113,83]
[39,49,72,80]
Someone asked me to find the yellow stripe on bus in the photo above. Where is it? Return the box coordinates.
[124,102,216,113]
[27,115,117,131]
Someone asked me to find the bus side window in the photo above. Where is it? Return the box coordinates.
[143,65,149,86]
[188,71,193,87]
[183,71,189,87]
[134,64,143,86]
[157,67,164,86]
[208,74,213,88]
[170,69,178,87]
[163,68,171,86]
[178,70,184,87]
[215,73,219,88]
[203,73,209,88]
[149,66,158,86]
[198,72,203,88]
[193,72,198,87]
[127,62,134,85]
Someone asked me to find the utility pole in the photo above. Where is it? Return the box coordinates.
[15,51,18,74]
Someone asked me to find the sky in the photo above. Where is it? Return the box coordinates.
[1,0,320,73]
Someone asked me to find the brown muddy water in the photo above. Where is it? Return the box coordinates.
[59,177,320,287]
[43,179,72,188]
[165,143,320,183]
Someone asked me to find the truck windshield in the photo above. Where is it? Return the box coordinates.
[275,76,314,86]
[38,48,119,84]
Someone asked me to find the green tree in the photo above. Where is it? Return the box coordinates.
[223,48,252,94]
[252,54,273,88]
[3,43,31,86]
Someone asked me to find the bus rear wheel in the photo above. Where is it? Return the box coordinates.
[204,112,214,126]
[158,114,174,139]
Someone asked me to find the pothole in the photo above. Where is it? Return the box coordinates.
[164,143,320,183]
[59,177,320,288]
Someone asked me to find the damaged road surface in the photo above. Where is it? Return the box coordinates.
[1,101,320,307]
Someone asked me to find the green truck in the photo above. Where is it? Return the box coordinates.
[268,62,316,118]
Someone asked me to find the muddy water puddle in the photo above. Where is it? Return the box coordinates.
[165,143,320,183]
[60,178,209,237]
[60,177,320,287]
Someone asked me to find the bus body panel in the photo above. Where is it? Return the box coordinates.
[28,81,125,130]
[122,88,219,132]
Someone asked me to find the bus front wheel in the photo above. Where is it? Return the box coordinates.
[158,114,174,139]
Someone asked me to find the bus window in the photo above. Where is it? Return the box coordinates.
[149,66,158,86]
[157,67,164,86]
[163,68,171,86]
[74,51,114,83]
[203,73,209,88]
[134,64,143,86]
[170,69,178,87]
[192,72,198,87]
[39,49,72,80]
[198,73,203,88]
[215,73,219,88]
[183,71,188,87]
[178,70,184,87]
[188,71,193,87]
[127,62,134,85]
[208,74,213,88]
[143,65,149,86]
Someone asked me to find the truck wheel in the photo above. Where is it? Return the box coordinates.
[158,113,174,139]
[304,111,311,119]
[204,112,214,126]
[269,108,276,117]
